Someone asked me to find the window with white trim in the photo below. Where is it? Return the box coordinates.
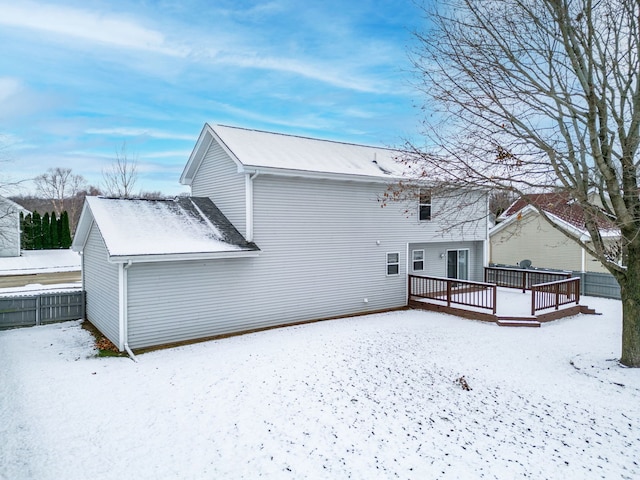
[419,189,432,221]
[386,252,400,275]
[412,249,424,271]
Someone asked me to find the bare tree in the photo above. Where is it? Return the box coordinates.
[490,190,517,219]
[34,167,87,215]
[139,190,167,200]
[34,167,87,233]
[102,143,138,198]
[405,0,640,366]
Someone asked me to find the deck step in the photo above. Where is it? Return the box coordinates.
[496,317,541,327]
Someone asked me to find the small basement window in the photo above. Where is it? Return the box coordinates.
[419,189,432,221]
[412,249,424,271]
[386,252,400,276]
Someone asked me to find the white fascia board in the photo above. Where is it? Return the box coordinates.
[179,124,212,185]
[240,165,403,184]
[71,203,94,253]
[180,123,247,185]
[543,211,591,241]
[107,249,260,264]
[489,205,537,236]
[205,124,246,174]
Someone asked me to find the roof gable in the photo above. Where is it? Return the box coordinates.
[72,196,259,262]
[180,123,405,185]
[0,196,30,214]
[496,192,617,238]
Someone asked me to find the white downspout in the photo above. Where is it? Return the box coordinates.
[405,242,410,303]
[119,260,137,362]
[485,192,490,267]
[246,171,260,242]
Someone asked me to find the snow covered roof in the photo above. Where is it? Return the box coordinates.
[180,123,406,185]
[493,192,619,239]
[0,196,30,214]
[72,196,259,263]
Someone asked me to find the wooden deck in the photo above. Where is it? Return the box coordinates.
[409,272,597,327]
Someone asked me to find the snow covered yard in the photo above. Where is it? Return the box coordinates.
[1,297,639,479]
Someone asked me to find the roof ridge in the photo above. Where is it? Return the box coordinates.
[213,123,399,153]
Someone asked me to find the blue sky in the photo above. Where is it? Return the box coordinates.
[0,0,425,196]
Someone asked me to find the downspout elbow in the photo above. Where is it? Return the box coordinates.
[124,343,138,363]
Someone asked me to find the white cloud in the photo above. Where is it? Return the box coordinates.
[141,150,194,160]
[0,2,399,95]
[0,77,22,103]
[0,1,186,56]
[85,127,195,141]
[216,53,383,94]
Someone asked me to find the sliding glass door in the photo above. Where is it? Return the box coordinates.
[447,249,469,280]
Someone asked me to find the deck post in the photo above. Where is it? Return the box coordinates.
[575,278,580,305]
[446,280,451,307]
[492,285,497,314]
[555,283,560,310]
[531,287,536,316]
[522,270,527,293]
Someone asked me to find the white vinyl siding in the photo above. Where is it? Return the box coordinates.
[0,208,21,257]
[408,241,484,282]
[190,140,246,236]
[119,176,489,349]
[83,223,120,346]
[83,133,490,350]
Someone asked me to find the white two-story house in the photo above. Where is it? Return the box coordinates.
[73,124,489,351]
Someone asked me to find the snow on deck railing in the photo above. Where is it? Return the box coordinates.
[408,275,497,314]
[531,278,580,316]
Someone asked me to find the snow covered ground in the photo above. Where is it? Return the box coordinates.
[1,296,639,479]
[0,249,80,275]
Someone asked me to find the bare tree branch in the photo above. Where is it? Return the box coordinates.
[102,143,138,198]
[404,0,640,365]
[34,167,87,216]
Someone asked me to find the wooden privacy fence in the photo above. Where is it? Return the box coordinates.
[0,291,85,330]
[409,275,497,314]
[485,266,572,292]
[531,278,580,316]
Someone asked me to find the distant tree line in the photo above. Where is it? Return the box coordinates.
[20,210,72,250]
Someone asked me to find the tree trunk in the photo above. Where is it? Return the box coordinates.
[620,245,640,367]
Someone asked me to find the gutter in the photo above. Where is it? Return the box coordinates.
[106,249,260,265]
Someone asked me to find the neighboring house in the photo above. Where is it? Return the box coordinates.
[490,192,618,273]
[0,196,29,257]
[72,124,489,351]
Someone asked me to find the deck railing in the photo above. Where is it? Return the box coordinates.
[484,266,572,292]
[408,275,497,314]
[531,277,580,316]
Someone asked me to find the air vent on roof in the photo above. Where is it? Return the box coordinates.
[372,153,392,175]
